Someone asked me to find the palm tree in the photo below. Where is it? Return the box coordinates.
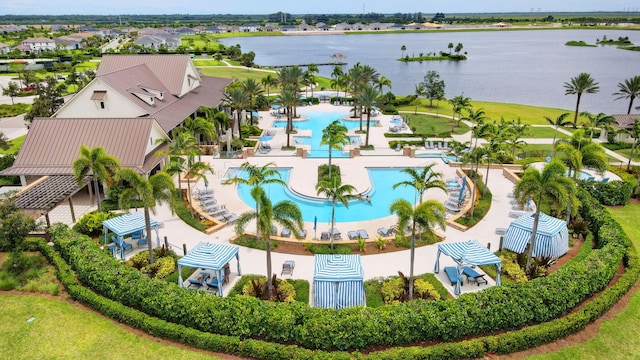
[183,152,213,218]
[234,186,303,299]
[555,130,608,179]
[392,163,447,206]
[277,66,304,118]
[544,112,572,156]
[613,75,640,114]
[358,85,379,146]
[306,63,319,99]
[223,87,249,140]
[377,75,392,96]
[320,120,349,180]
[115,169,176,264]
[181,115,216,151]
[330,66,344,97]
[316,177,357,250]
[505,118,530,158]
[622,119,640,171]
[514,160,574,273]
[156,132,200,192]
[390,198,445,300]
[72,145,121,213]
[447,42,454,55]
[564,73,599,127]
[400,45,407,58]
[448,94,472,131]
[224,162,286,239]
[279,84,299,148]
[463,108,488,145]
[241,78,263,124]
[261,74,278,105]
[579,111,615,139]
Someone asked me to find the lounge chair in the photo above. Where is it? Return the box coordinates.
[331,228,342,240]
[377,227,394,237]
[444,266,463,286]
[208,207,228,217]
[357,229,369,239]
[445,204,461,213]
[281,260,295,276]
[205,274,224,289]
[600,177,609,183]
[509,211,525,218]
[462,266,488,286]
[137,236,148,248]
[201,198,217,206]
[348,230,359,240]
[281,228,291,238]
[131,230,144,241]
[224,213,238,223]
[495,228,507,235]
[188,271,210,288]
[299,229,307,239]
[320,231,330,241]
[586,176,595,181]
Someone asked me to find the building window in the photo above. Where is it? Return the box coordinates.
[100,101,105,109]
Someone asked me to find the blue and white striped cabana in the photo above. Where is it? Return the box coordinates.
[503,212,569,260]
[102,212,161,259]
[313,254,365,309]
[177,242,241,296]
[434,240,502,295]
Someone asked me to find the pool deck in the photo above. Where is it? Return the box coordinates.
[40,102,625,298]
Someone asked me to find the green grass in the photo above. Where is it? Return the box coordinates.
[526,126,571,139]
[565,40,597,47]
[199,66,275,83]
[397,113,470,136]
[531,203,640,359]
[0,135,25,155]
[192,59,224,66]
[0,103,30,117]
[403,99,573,125]
[0,294,218,360]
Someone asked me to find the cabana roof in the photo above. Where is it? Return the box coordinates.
[177,242,239,270]
[436,240,501,266]
[503,212,569,259]
[313,254,364,281]
[313,254,365,309]
[103,212,159,237]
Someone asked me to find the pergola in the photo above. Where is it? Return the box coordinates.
[11,175,87,226]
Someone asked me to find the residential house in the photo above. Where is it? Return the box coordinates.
[280,24,297,32]
[239,23,261,32]
[263,23,279,32]
[613,114,640,142]
[54,35,83,50]
[298,21,315,31]
[316,23,331,31]
[20,37,56,53]
[0,42,10,55]
[134,31,181,50]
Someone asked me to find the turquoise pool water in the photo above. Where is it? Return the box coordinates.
[271,111,377,158]
[235,168,419,223]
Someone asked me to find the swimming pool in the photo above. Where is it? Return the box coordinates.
[235,167,420,223]
[272,111,377,158]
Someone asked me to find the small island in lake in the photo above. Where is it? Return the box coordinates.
[398,42,467,62]
[565,40,597,47]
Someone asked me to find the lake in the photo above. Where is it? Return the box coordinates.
[221,29,639,115]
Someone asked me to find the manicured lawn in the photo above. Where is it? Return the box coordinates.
[0,294,218,360]
[399,113,470,136]
[0,135,25,155]
[531,203,640,359]
[199,67,276,83]
[192,59,225,66]
[526,126,571,139]
[407,100,573,125]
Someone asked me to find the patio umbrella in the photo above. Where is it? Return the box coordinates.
[390,119,402,125]
[271,104,281,109]
[258,135,273,142]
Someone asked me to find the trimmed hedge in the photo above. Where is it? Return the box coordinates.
[51,186,628,352]
[30,185,639,359]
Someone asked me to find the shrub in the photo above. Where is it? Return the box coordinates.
[500,254,528,283]
[355,237,366,252]
[242,275,296,303]
[578,179,633,206]
[380,275,441,305]
[374,236,387,250]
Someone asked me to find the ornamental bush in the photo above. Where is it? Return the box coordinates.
[48,187,630,352]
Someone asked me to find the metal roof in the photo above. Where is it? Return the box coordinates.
[2,117,160,176]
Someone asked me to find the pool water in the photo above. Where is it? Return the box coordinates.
[271,111,377,158]
[235,168,420,223]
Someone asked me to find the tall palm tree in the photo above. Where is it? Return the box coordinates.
[241,78,263,124]
[234,186,303,299]
[358,85,379,146]
[277,66,304,118]
[448,94,472,131]
[260,74,278,105]
[73,145,120,213]
[316,177,357,250]
[223,87,249,140]
[224,162,286,240]
[564,73,599,127]
[306,63,319,99]
[544,112,572,156]
[514,160,574,273]
[156,132,200,193]
[400,45,406,58]
[320,120,349,180]
[613,75,640,114]
[392,163,447,206]
[505,118,530,158]
[390,198,445,300]
[622,119,640,171]
[181,115,216,151]
[279,84,299,148]
[579,111,615,139]
[115,169,176,264]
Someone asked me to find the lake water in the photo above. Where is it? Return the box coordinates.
[221,29,639,114]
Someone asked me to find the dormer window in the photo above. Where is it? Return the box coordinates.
[91,90,107,109]
[128,89,155,106]
[138,85,164,101]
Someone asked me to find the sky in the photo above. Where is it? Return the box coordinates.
[1,0,638,16]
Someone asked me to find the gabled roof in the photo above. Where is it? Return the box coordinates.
[97,54,196,96]
[22,37,55,43]
[99,63,173,113]
[3,117,163,176]
[613,114,640,129]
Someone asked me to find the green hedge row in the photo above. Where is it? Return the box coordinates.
[52,186,628,352]
[578,173,635,206]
